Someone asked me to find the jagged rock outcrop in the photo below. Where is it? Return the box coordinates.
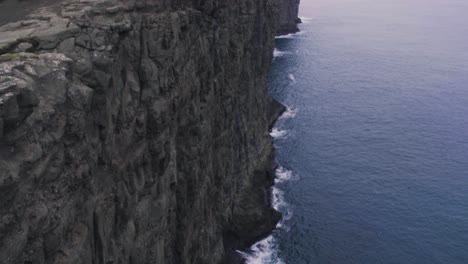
[278,0,301,35]
[0,0,284,263]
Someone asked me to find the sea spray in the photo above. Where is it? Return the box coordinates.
[241,166,297,263]
[270,128,288,139]
[279,107,298,120]
[242,103,299,263]
[298,16,312,24]
[275,31,306,39]
[273,48,292,58]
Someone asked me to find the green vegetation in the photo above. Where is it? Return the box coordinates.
[0,53,21,62]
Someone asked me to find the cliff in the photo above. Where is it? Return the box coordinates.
[278,0,301,35]
[0,0,285,263]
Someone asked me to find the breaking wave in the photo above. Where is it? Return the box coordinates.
[275,31,305,39]
[275,166,297,184]
[270,128,288,139]
[273,48,292,58]
[240,166,297,264]
[279,107,298,120]
[299,16,312,24]
[237,235,284,264]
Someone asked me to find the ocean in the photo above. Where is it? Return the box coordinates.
[244,0,468,263]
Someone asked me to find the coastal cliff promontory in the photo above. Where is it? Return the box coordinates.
[278,0,301,35]
[0,0,298,263]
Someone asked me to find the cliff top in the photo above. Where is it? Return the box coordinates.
[0,0,136,54]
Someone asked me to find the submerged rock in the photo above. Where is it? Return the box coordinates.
[0,0,288,263]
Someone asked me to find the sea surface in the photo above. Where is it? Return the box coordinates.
[0,0,61,27]
[244,0,468,263]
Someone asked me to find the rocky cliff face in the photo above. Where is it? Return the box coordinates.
[0,0,285,263]
[278,0,301,35]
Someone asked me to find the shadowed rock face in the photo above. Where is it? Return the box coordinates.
[278,0,301,35]
[0,0,284,263]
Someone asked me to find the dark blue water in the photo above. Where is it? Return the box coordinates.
[249,0,468,263]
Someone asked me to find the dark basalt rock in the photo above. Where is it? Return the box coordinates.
[278,0,301,35]
[0,0,287,263]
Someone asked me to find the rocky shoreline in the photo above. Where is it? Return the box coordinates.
[0,0,298,263]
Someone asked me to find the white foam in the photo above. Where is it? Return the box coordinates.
[273,167,297,231]
[279,107,298,120]
[273,48,292,58]
[240,187,288,264]
[275,30,306,39]
[299,16,312,24]
[241,166,297,263]
[272,187,293,231]
[270,128,287,138]
[238,235,284,264]
[275,166,295,184]
[288,73,296,83]
[271,187,282,211]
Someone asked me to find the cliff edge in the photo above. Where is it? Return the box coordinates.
[0,0,285,263]
[278,0,301,35]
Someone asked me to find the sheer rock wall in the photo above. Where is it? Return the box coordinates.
[0,0,284,263]
[278,0,301,35]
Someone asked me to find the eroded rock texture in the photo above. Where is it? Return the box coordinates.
[0,0,284,263]
[278,0,301,35]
